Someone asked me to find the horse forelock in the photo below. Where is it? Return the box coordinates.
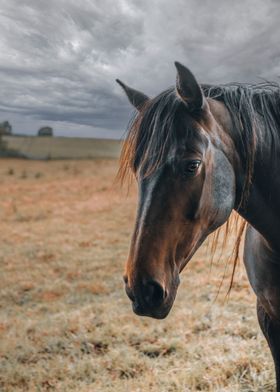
[118,87,195,183]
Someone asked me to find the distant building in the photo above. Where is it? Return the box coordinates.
[0,121,12,135]
[38,126,53,137]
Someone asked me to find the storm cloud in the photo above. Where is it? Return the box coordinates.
[0,0,280,137]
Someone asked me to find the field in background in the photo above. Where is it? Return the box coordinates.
[2,136,122,159]
[0,159,274,391]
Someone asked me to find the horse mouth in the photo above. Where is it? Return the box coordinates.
[132,300,172,319]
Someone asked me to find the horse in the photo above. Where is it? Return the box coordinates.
[116,62,280,390]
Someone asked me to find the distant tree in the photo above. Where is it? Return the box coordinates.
[38,126,53,137]
[0,121,12,135]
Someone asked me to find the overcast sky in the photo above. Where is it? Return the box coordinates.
[0,0,280,138]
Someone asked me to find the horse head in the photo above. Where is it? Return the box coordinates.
[117,62,236,319]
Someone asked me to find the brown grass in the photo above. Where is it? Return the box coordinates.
[0,159,275,391]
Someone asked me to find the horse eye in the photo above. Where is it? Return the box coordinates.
[184,160,201,175]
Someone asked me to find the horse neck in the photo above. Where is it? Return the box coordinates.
[209,97,280,249]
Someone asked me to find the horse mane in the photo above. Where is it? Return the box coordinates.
[204,82,280,207]
[118,81,280,291]
[205,81,280,291]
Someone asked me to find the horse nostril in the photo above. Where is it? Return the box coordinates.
[143,280,165,307]
[125,283,135,302]
[123,275,128,284]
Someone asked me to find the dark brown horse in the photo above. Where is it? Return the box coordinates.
[116,62,280,389]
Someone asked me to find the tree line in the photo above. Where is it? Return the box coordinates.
[0,121,53,136]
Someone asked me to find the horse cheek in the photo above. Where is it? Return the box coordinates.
[210,150,235,230]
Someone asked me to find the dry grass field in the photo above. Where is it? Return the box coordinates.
[2,136,121,160]
[0,158,275,391]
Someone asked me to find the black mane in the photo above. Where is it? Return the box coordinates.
[204,81,280,156]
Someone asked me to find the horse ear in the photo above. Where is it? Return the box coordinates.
[116,79,149,110]
[174,62,206,112]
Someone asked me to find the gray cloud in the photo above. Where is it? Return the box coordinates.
[0,0,279,137]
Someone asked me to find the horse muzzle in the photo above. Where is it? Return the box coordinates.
[124,276,179,319]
